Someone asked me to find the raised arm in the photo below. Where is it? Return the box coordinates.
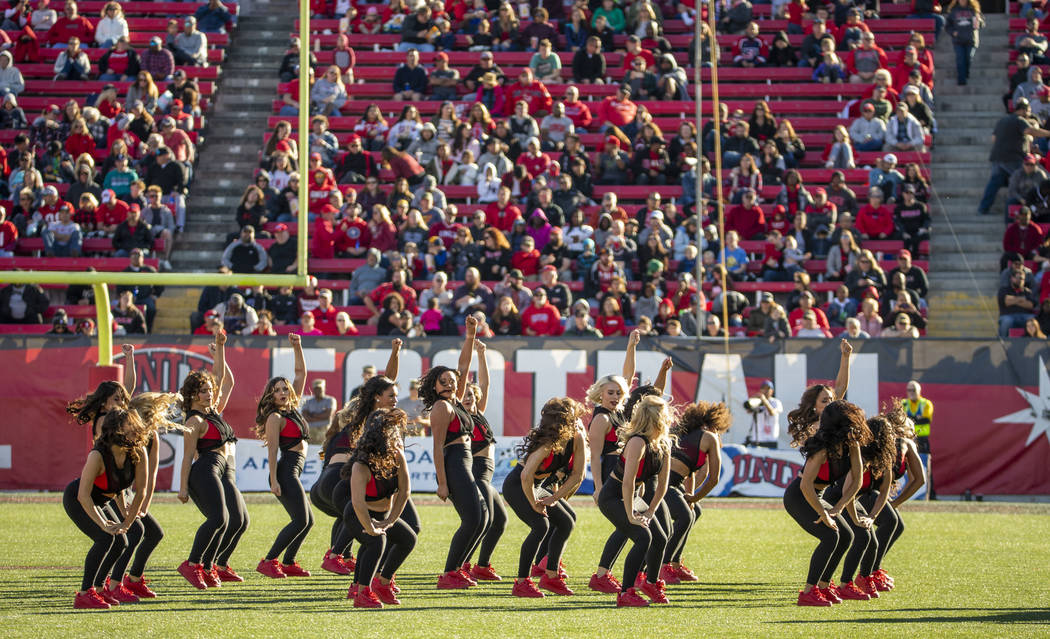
[289,333,307,398]
[833,339,853,400]
[384,338,403,382]
[121,343,136,393]
[623,329,640,387]
[212,331,235,414]
[454,316,478,401]
[653,356,673,395]
[475,340,490,413]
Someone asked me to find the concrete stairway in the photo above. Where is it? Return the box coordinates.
[171,0,297,273]
[152,287,199,333]
[926,13,1009,336]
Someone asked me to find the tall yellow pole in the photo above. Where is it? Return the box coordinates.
[92,283,113,366]
[297,1,310,278]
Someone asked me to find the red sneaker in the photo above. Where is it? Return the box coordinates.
[353,587,383,609]
[437,570,471,589]
[281,562,311,577]
[616,588,649,607]
[201,567,221,588]
[389,576,400,594]
[343,555,357,571]
[639,578,670,604]
[74,589,110,610]
[675,564,699,582]
[819,585,842,604]
[797,588,832,607]
[108,583,140,603]
[530,564,545,578]
[122,576,157,598]
[178,561,208,589]
[88,588,110,605]
[470,563,502,581]
[835,581,872,601]
[96,587,120,605]
[458,568,477,586]
[634,572,647,590]
[874,568,895,588]
[215,566,244,583]
[855,575,880,598]
[538,573,574,596]
[870,572,892,592]
[371,577,401,605]
[322,551,351,576]
[588,572,620,594]
[537,556,567,579]
[346,583,359,599]
[659,564,682,585]
[511,578,545,598]
[256,559,286,579]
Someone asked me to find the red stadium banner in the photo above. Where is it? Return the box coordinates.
[0,337,1046,496]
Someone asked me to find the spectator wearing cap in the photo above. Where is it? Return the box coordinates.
[98,36,141,82]
[52,36,89,79]
[564,307,603,337]
[94,189,127,235]
[335,135,379,184]
[884,102,926,153]
[102,153,138,199]
[278,37,317,83]
[193,308,223,335]
[425,52,457,102]
[869,153,905,202]
[263,222,294,274]
[222,225,267,273]
[47,308,73,335]
[849,102,886,152]
[367,267,419,325]
[632,137,670,185]
[172,16,208,66]
[747,292,777,334]
[392,49,427,102]
[141,37,174,83]
[42,203,81,257]
[144,147,187,229]
[117,247,162,329]
[594,135,631,185]
[112,203,152,257]
[521,287,564,336]
[27,0,57,32]
[892,184,930,255]
[980,100,1050,216]
[47,1,94,47]
[195,0,235,34]
[1008,154,1048,207]
[595,83,636,132]
[463,51,505,93]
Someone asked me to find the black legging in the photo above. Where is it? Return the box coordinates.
[597,476,668,591]
[663,475,703,565]
[266,451,314,564]
[599,476,668,573]
[188,450,250,569]
[341,502,418,585]
[597,454,628,571]
[533,497,576,567]
[782,477,853,585]
[467,454,508,568]
[502,466,576,579]
[311,462,345,548]
[823,484,874,584]
[859,491,903,572]
[441,442,486,573]
[331,477,355,557]
[108,508,164,580]
[63,480,127,592]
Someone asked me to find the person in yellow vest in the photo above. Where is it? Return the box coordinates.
[905,380,934,499]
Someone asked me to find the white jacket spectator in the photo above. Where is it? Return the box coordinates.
[0,51,24,96]
[30,6,57,31]
[476,164,501,202]
[848,112,886,146]
[174,18,209,66]
[95,4,130,47]
[444,160,479,186]
[883,107,926,152]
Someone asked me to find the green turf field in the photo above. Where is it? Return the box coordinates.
[1,494,1047,638]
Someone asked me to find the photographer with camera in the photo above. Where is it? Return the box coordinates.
[744,380,782,449]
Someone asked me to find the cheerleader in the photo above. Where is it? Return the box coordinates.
[528,416,586,582]
[342,408,415,608]
[857,404,925,590]
[64,409,150,609]
[660,401,731,584]
[462,340,508,582]
[256,333,314,579]
[314,339,403,576]
[597,395,677,607]
[177,332,250,588]
[420,316,485,589]
[787,340,854,448]
[782,400,871,606]
[502,397,587,598]
[823,410,899,601]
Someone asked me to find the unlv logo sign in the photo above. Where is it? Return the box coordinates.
[114,348,215,394]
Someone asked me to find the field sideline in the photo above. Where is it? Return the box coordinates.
[1,495,1047,638]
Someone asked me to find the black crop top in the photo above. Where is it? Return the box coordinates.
[188,409,236,452]
[322,425,353,467]
[470,412,495,454]
[364,466,399,502]
[590,405,625,457]
[278,410,310,450]
[91,443,135,501]
[536,439,575,482]
[614,435,662,484]
[892,439,907,480]
[444,400,474,444]
[671,429,708,474]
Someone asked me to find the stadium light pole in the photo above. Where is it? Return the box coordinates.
[297,0,310,278]
[707,1,732,405]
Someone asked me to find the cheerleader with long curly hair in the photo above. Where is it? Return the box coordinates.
[786,339,854,448]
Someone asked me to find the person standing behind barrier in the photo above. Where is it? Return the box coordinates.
[904,380,935,498]
[751,380,782,448]
[301,379,337,444]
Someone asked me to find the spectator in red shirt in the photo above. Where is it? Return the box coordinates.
[891,46,933,91]
[846,31,888,84]
[338,206,370,258]
[310,205,345,258]
[726,188,767,240]
[595,83,637,131]
[307,166,337,214]
[1004,207,1045,259]
[622,35,655,71]
[510,236,541,277]
[37,185,70,228]
[561,85,593,130]
[95,189,129,235]
[788,290,831,331]
[520,287,563,335]
[517,137,551,177]
[381,146,426,186]
[366,267,419,324]
[855,187,895,239]
[596,296,627,336]
[193,309,223,335]
[47,1,95,47]
[503,68,552,117]
[0,205,17,257]
[484,185,523,232]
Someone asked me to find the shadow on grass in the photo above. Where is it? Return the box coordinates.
[776,608,1050,625]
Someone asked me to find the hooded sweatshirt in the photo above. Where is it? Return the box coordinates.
[0,52,24,96]
[526,209,553,250]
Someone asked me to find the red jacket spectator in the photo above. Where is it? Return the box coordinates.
[339,216,371,253]
[65,132,96,158]
[510,247,541,276]
[503,75,552,117]
[307,168,337,212]
[428,219,461,248]
[516,151,551,178]
[95,199,130,229]
[726,202,766,240]
[0,214,16,253]
[856,203,895,238]
[46,13,95,46]
[622,49,655,71]
[596,313,627,336]
[370,282,419,315]
[845,45,888,78]
[890,56,933,91]
[595,93,637,128]
[1003,219,1045,258]
[485,199,523,233]
[311,212,346,258]
[521,300,563,335]
[563,98,593,130]
[788,305,830,331]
